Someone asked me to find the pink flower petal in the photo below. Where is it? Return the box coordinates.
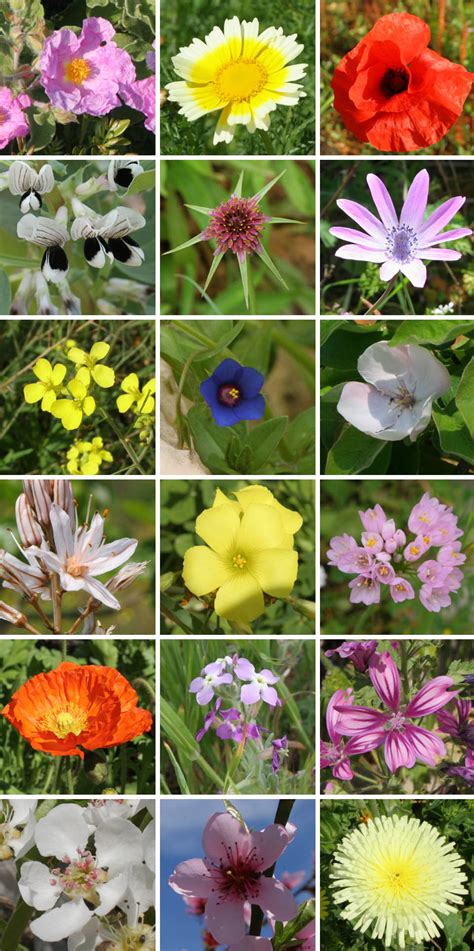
[249,824,294,871]
[202,813,249,865]
[384,731,417,772]
[333,704,388,734]
[400,169,429,230]
[367,173,398,229]
[405,676,458,717]
[205,894,246,944]
[403,724,446,766]
[369,651,400,710]
[168,858,214,898]
[256,875,298,921]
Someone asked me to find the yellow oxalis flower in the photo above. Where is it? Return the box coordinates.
[67,437,113,475]
[23,358,67,412]
[116,373,156,414]
[51,367,96,431]
[183,501,299,624]
[68,341,115,388]
[212,484,303,538]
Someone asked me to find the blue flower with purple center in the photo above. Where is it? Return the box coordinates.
[199,357,265,427]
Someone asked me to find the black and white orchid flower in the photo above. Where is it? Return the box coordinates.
[71,201,146,268]
[17,214,69,284]
[8,162,55,214]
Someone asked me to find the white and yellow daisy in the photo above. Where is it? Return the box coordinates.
[165,16,307,145]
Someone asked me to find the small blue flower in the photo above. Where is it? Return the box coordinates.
[200,357,265,427]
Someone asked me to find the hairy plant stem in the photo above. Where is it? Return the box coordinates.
[363,276,397,316]
[249,799,296,936]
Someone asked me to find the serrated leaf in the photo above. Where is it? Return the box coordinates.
[455,357,474,438]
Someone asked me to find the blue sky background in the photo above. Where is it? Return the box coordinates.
[160,798,315,951]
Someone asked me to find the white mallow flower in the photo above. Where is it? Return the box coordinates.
[28,503,137,610]
[18,803,149,943]
[337,341,451,442]
[0,798,37,860]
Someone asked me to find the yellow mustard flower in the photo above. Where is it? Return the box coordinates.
[51,367,95,430]
[67,341,115,388]
[116,373,156,414]
[23,358,67,412]
[67,436,113,475]
[183,495,300,624]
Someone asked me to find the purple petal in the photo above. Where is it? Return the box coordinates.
[415,249,461,261]
[335,245,387,262]
[418,196,466,241]
[367,174,398,229]
[384,731,416,772]
[196,685,214,706]
[400,169,429,230]
[235,658,255,680]
[261,685,279,707]
[333,704,388,734]
[189,677,204,693]
[240,683,261,705]
[399,259,427,287]
[369,651,400,711]
[344,731,385,755]
[259,669,279,685]
[329,227,385,250]
[326,689,351,746]
[403,724,446,766]
[336,199,386,240]
[417,227,472,248]
[406,676,458,717]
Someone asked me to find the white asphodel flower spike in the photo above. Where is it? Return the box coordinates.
[337,341,451,442]
[71,201,146,268]
[8,161,55,214]
[16,215,69,284]
[108,159,144,190]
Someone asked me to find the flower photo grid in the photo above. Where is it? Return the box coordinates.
[1,0,474,948]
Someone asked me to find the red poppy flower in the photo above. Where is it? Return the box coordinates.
[1,661,153,758]
[331,12,474,151]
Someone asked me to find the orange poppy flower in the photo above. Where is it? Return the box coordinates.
[1,661,153,759]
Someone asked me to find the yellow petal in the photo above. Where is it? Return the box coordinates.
[121,372,139,395]
[92,364,115,388]
[90,341,110,362]
[117,393,135,413]
[81,458,100,475]
[214,572,264,624]
[238,503,289,553]
[51,363,67,386]
[212,487,240,513]
[68,379,87,400]
[41,390,57,412]
[75,367,91,388]
[24,382,46,404]
[67,460,80,474]
[67,347,87,366]
[83,395,96,417]
[248,548,298,598]
[235,485,303,534]
[183,546,233,596]
[91,437,103,449]
[32,358,53,383]
[143,378,156,395]
[50,399,70,418]
[195,505,240,556]
[60,404,83,430]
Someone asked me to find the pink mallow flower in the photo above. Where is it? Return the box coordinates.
[325,640,378,672]
[321,688,378,780]
[0,89,30,149]
[169,812,298,945]
[39,17,136,116]
[335,650,457,772]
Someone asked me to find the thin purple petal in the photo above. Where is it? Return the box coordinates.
[400,169,429,230]
[336,199,386,240]
[418,196,466,240]
[367,174,398,229]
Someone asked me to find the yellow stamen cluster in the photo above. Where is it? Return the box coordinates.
[64,58,91,84]
[39,702,88,739]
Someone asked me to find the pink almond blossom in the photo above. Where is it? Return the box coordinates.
[0,89,30,149]
[169,812,297,945]
[335,650,457,772]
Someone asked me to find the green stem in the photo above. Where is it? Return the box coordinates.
[120,745,127,795]
[258,129,275,154]
[160,605,196,635]
[99,408,146,475]
[1,899,35,951]
[247,263,256,315]
[66,760,75,794]
[249,799,295,936]
[363,277,397,316]
[61,639,68,662]
[401,278,416,314]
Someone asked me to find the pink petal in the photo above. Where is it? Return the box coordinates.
[403,725,446,766]
[256,876,298,921]
[417,227,472,248]
[333,757,353,781]
[418,196,466,241]
[231,940,273,951]
[405,677,458,717]
[249,824,294,870]
[241,683,261,705]
[416,249,461,261]
[369,651,400,710]
[336,198,386,239]
[261,685,279,706]
[379,260,400,282]
[202,813,249,866]
[367,173,398,229]
[400,169,429,230]
[333,704,388,734]
[168,858,214,898]
[344,732,385,756]
[326,689,352,745]
[205,894,247,944]
[329,226,385,250]
[384,732,416,772]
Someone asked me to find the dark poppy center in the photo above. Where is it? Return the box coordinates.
[380,67,409,98]
[218,383,240,406]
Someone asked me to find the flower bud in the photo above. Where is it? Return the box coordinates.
[393,529,406,547]
[52,479,75,523]
[15,494,43,547]
[23,480,52,528]
[384,537,397,554]
[0,600,29,628]
[381,519,396,540]
[107,561,148,593]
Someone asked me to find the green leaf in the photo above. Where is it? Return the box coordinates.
[256,245,288,289]
[163,233,204,255]
[325,426,388,475]
[160,698,226,789]
[273,899,315,951]
[187,405,232,469]
[391,320,474,345]
[455,357,474,438]
[432,407,474,464]
[163,743,191,794]
[202,252,224,295]
[184,203,212,215]
[191,320,245,362]
[320,383,346,451]
[252,170,285,203]
[244,416,288,471]
[267,216,304,224]
[25,106,56,151]
[320,319,345,345]
[285,408,315,459]
[126,169,155,194]
[237,253,249,309]
[234,171,244,198]
[0,268,11,314]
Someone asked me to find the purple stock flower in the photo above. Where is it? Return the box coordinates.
[235,658,281,707]
[196,698,224,742]
[335,650,458,772]
[320,688,376,781]
[329,169,472,288]
[200,358,265,427]
[39,17,136,116]
[216,715,262,743]
[189,661,233,706]
[325,640,378,672]
[271,736,287,773]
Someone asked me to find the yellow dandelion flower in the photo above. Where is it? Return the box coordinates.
[165,16,307,145]
[330,814,467,948]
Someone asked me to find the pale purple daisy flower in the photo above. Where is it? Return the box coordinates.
[39,17,136,116]
[0,89,30,149]
[329,169,472,288]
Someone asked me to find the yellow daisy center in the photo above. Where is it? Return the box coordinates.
[376,855,422,903]
[40,703,88,738]
[233,553,247,569]
[64,58,91,85]
[214,59,268,102]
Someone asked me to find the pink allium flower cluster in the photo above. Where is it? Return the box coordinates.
[39,18,136,117]
[327,492,465,613]
[202,195,270,261]
[0,89,31,149]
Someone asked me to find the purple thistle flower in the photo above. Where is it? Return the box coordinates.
[200,358,265,427]
[325,640,378,672]
[329,169,472,288]
[202,195,270,262]
[334,650,458,773]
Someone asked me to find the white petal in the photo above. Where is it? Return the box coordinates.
[405,345,451,399]
[67,917,100,951]
[8,161,36,195]
[87,537,138,575]
[71,217,96,240]
[337,381,423,442]
[358,341,412,396]
[35,804,91,859]
[50,503,74,562]
[18,861,61,911]
[96,871,129,915]
[400,259,427,287]
[95,818,144,877]
[11,799,37,826]
[335,245,387,262]
[379,260,400,282]
[30,901,94,941]
[81,575,121,609]
[143,820,155,871]
[121,864,155,918]
[17,214,68,247]
[98,207,145,239]
[37,164,55,194]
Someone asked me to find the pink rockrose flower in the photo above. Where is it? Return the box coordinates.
[39,17,136,116]
[169,812,298,945]
[0,89,30,149]
[335,650,457,772]
[321,688,378,780]
[325,640,378,672]
[121,75,156,133]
